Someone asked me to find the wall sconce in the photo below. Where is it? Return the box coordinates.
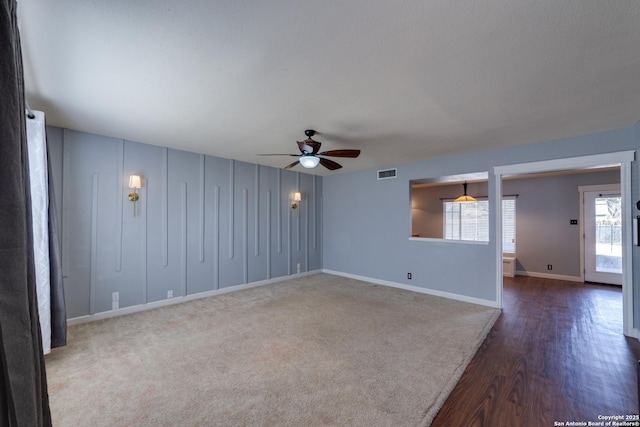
[128,175,142,216]
[291,192,302,209]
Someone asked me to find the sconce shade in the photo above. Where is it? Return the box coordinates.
[454,182,477,203]
[128,175,142,215]
[300,155,320,169]
[291,192,302,209]
[129,175,142,189]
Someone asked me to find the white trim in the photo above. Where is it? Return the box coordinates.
[493,151,635,176]
[67,270,322,326]
[493,150,635,337]
[493,170,503,308]
[514,270,583,282]
[578,184,621,284]
[408,237,489,246]
[322,269,500,308]
[620,158,634,337]
[577,184,622,193]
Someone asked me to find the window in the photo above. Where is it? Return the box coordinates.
[501,198,516,253]
[443,197,516,252]
[444,200,489,241]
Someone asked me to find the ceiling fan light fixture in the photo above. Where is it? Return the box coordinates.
[300,155,320,168]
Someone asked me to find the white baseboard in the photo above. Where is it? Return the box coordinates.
[322,269,500,309]
[515,270,582,283]
[67,270,322,326]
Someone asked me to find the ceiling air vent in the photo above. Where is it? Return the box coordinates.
[377,168,397,180]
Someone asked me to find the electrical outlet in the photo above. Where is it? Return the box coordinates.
[570,219,578,225]
[167,290,173,298]
[547,265,552,270]
[407,272,412,280]
[112,292,119,302]
[112,300,119,310]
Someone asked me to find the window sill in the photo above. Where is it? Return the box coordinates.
[408,237,489,246]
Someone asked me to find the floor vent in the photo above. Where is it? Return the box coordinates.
[377,168,397,180]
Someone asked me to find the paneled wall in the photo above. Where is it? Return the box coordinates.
[47,127,322,319]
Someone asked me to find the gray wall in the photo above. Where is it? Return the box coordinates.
[323,125,639,309]
[47,127,322,319]
[411,171,620,277]
[503,171,619,277]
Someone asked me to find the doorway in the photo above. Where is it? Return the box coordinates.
[580,185,622,285]
[493,150,635,337]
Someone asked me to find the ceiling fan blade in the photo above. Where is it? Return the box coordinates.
[283,160,300,170]
[317,149,361,158]
[319,158,342,170]
[297,139,321,154]
[257,153,299,156]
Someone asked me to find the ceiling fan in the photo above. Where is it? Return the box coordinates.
[259,130,360,170]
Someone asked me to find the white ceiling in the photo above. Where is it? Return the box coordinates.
[18,0,640,176]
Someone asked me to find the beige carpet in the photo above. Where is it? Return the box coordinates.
[45,273,500,426]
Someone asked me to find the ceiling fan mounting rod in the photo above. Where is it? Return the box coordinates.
[304,129,316,138]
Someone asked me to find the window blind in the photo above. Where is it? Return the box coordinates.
[444,197,516,252]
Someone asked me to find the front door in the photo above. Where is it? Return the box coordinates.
[583,190,622,285]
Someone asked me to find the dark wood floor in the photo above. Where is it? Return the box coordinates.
[431,276,640,427]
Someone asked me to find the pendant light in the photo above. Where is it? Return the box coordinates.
[454,181,477,203]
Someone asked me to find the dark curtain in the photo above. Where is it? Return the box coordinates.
[0,0,52,425]
[47,133,66,349]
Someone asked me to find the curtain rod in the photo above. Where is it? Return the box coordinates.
[439,194,519,201]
